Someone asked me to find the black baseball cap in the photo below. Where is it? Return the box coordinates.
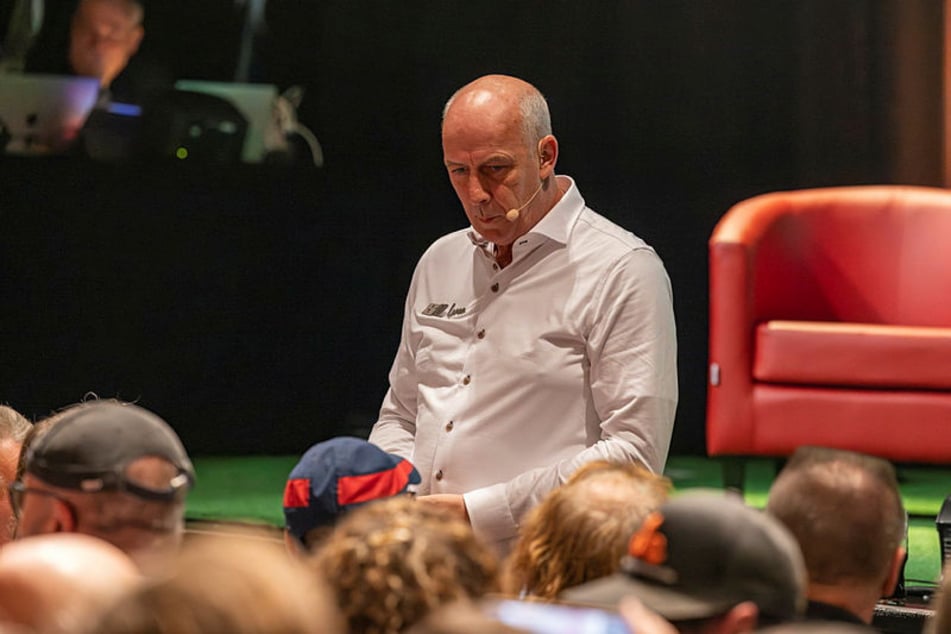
[562,492,807,622]
[25,402,195,502]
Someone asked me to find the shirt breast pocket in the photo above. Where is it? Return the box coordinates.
[413,309,476,387]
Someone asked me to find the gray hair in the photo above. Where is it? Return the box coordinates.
[517,89,552,146]
[0,405,32,443]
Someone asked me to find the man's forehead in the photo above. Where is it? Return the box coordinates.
[77,0,140,26]
[443,110,522,151]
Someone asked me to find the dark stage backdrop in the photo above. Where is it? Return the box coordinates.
[0,1,943,455]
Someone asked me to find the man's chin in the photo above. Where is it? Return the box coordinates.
[475,227,514,245]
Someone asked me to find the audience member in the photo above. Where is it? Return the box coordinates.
[0,405,31,545]
[24,0,169,103]
[89,534,345,634]
[311,495,499,634]
[502,459,670,599]
[13,401,194,572]
[67,0,143,91]
[561,491,807,633]
[12,409,63,486]
[766,446,907,627]
[927,561,951,634]
[0,532,139,633]
[369,73,678,553]
[282,436,420,554]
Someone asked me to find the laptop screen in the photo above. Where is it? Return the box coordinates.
[0,74,101,155]
[174,80,278,163]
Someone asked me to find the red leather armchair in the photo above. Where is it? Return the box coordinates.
[707,186,951,471]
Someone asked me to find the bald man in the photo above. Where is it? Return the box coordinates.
[0,532,139,632]
[369,74,678,551]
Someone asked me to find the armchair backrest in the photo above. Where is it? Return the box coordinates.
[711,186,951,327]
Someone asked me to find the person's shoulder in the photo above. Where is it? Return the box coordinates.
[572,207,653,258]
[109,54,174,105]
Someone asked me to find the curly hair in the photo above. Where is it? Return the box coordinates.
[309,496,500,634]
[502,460,670,600]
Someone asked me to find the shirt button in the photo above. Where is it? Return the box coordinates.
[491,283,499,293]
[446,421,454,431]
[435,469,444,481]
[477,329,485,339]
[492,263,499,271]
[462,375,471,385]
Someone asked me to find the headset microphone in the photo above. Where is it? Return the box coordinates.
[506,182,544,222]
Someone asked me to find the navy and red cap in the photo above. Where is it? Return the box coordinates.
[283,437,420,542]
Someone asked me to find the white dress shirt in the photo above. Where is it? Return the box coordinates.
[369,176,678,547]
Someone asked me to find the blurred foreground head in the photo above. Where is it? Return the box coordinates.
[90,534,345,634]
[0,533,139,633]
[563,491,807,630]
[503,459,671,599]
[311,495,499,633]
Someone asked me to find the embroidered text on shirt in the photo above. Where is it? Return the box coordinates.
[422,303,467,318]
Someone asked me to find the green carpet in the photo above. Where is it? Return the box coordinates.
[185,455,949,587]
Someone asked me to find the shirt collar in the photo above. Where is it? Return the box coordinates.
[466,175,584,249]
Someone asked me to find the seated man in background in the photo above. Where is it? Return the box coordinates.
[561,491,807,633]
[22,0,171,158]
[13,401,195,573]
[282,436,420,554]
[0,404,31,545]
[67,0,143,94]
[502,459,670,599]
[766,446,906,628]
[25,0,169,104]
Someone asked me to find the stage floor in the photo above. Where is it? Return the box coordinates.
[185,454,949,588]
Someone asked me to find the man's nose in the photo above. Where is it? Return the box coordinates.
[466,174,490,205]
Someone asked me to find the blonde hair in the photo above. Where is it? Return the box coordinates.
[310,496,499,633]
[502,460,670,599]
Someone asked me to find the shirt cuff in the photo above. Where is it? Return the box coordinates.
[463,483,519,546]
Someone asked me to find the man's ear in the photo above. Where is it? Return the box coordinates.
[50,497,77,534]
[283,529,306,558]
[881,546,907,597]
[537,135,558,180]
[128,24,144,55]
[716,601,759,634]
